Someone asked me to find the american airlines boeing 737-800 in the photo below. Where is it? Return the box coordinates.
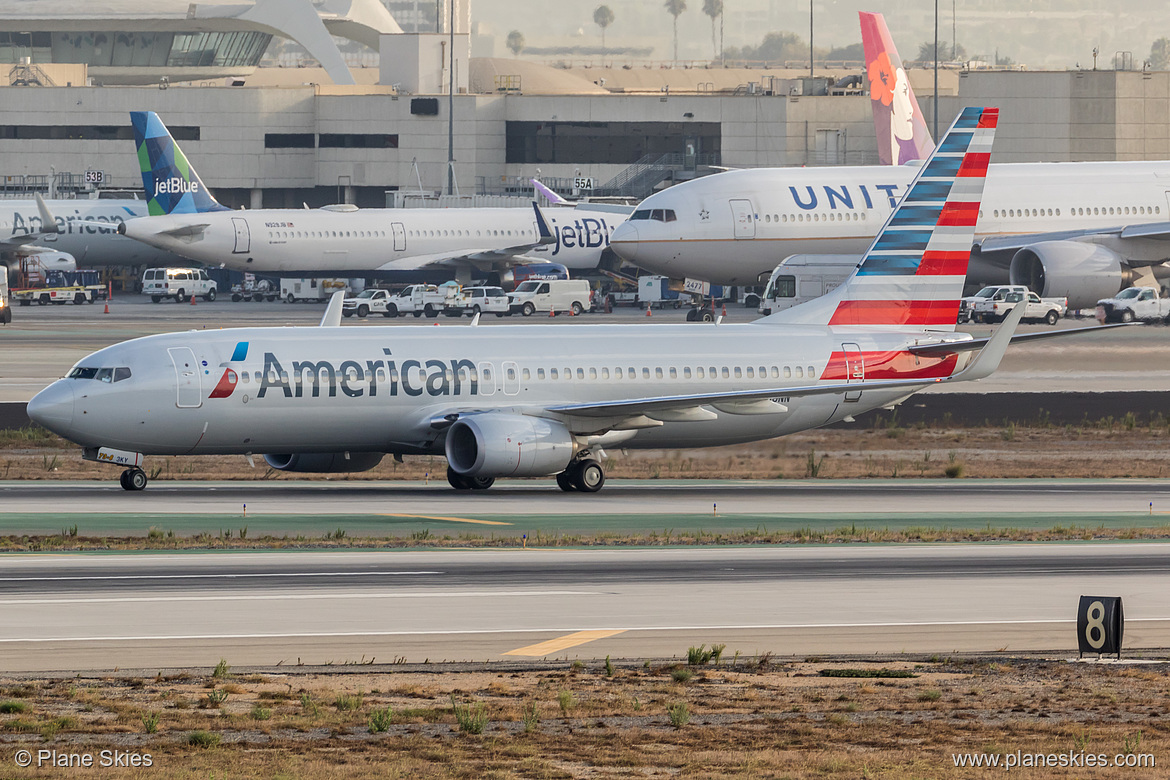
[26,108,1108,493]
[114,112,621,280]
[609,13,1170,310]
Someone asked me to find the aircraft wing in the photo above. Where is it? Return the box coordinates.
[377,243,552,271]
[977,222,1170,263]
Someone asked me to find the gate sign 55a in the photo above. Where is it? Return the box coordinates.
[1077,595,1124,658]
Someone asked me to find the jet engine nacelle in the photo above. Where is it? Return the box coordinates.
[12,249,77,273]
[263,452,384,473]
[1009,241,1126,309]
[445,413,573,478]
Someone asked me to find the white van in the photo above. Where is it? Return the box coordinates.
[508,279,591,316]
[142,268,217,303]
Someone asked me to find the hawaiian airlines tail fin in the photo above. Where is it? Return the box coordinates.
[861,12,934,165]
[766,106,997,332]
[130,111,228,216]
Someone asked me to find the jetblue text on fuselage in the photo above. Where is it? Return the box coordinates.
[544,216,611,256]
[153,178,199,197]
[255,351,480,400]
[787,184,902,211]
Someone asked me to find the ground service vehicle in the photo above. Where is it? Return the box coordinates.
[758,256,858,316]
[229,275,277,302]
[508,279,590,316]
[971,286,1066,324]
[343,285,451,318]
[12,269,107,306]
[451,286,510,317]
[141,268,217,303]
[0,266,10,324]
[638,276,683,309]
[1096,286,1170,323]
[282,278,348,303]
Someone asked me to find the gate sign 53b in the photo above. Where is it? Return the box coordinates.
[1077,595,1124,658]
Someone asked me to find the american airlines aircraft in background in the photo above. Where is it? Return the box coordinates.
[609,12,1170,310]
[1,195,178,275]
[28,107,1108,493]
[115,112,614,281]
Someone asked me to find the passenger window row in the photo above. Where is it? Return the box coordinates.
[765,212,865,224]
[524,364,816,381]
[992,205,1160,218]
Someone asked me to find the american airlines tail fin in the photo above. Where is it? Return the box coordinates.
[130,111,228,216]
[861,12,934,165]
[765,106,997,332]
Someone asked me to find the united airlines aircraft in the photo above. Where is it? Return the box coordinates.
[27,108,1104,493]
[116,112,620,279]
[610,13,1170,309]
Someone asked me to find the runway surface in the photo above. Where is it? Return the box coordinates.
[1,294,1164,402]
[4,479,1170,536]
[2,544,1168,672]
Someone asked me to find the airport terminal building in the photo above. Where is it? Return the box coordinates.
[2,0,1170,208]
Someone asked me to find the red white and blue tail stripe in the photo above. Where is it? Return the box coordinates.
[768,106,997,332]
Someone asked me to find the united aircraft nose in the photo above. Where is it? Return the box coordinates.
[27,381,75,437]
[608,222,640,262]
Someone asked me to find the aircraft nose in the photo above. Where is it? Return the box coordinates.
[27,381,75,437]
[609,222,640,261]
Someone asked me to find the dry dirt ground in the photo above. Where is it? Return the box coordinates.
[0,657,1164,778]
[6,416,1170,482]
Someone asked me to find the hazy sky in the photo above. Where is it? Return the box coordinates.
[470,0,1161,69]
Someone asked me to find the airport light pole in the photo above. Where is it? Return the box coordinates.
[447,0,455,196]
[933,0,939,140]
[808,0,813,79]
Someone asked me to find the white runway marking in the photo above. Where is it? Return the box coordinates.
[3,618,1168,644]
[0,590,597,606]
[0,571,442,582]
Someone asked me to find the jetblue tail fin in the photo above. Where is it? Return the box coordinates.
[131,111,227,216]
[766,106,998,332]
[861,12,935,165]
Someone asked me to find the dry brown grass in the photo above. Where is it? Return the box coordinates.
[8,419,1170,481]
[0,659,1165,778]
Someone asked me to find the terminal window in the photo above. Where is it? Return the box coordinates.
[265,134,316,149]
[505,121,720,165]
[319,134,399,149]
[0,125,199,141]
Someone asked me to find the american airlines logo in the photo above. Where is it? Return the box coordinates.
[154,178,199,196]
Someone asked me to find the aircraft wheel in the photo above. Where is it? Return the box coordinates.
[122,468,148,491]
[119,470,130,490]
[699,310,714,323]
[556,471,577,492]
[469,476,495,490]
[447,466,473,490]
[572,459,605,493]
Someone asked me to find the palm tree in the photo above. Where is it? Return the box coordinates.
[593,5,615,50]
[701,0,722,61]
[506,30,525,57]
[664,0,687,64]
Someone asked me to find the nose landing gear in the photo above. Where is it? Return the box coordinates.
[119,467,148,491]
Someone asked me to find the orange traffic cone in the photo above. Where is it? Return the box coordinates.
[190,291,197,306]
[103,299,109,314]
[549,306,555,317]
[721,303,727,317]
[568,307,575,317]
[645,304,652,317]
[104,283,111,314]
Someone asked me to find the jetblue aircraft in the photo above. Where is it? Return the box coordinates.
[27,108,1103,493]
[116,112,617,279]
[610,13,1170,309]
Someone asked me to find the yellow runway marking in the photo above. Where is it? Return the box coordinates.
[380,513,511,526]
[504,630,627,657]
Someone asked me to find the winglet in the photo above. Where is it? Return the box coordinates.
[532,178,570,205]
[533,203,555,245]
[34,194,60,234]
[320,291,345,327]
[949,299,1026,381]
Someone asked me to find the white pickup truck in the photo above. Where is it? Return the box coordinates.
[1096,286,1170,323]
[969,285,1067,325]
[343,285,452,318]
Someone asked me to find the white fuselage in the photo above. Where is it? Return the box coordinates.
[1,198,178,266]
[610,161,1170,284]
[28,321,967,457]
[120,206,626,275]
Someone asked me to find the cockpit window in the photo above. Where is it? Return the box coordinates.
[631,209,651,221]
[632,209,677,222]
[68,366,132,382]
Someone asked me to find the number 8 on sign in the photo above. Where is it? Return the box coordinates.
[1084,600,1106,650]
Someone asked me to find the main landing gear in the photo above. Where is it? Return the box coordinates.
[119,467,148,492]
[556,459,605,493]
[446,466,495,490]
